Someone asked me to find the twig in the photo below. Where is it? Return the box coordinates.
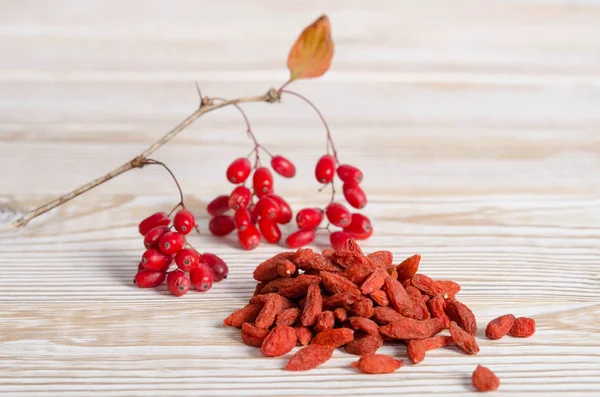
[9,88,280,229]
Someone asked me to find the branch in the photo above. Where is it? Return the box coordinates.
[9,88,280,230]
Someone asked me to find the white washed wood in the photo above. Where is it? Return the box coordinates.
[1,0,599,396]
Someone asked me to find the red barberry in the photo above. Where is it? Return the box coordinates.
[238,224,261,250]
[253,167,274,198]
[337,164,363,185]
[325,202,352,227]
[229,186,252,210]
[234,208,251,231]
[255,196,280,220]
[343,183,367,209]
[226,157,252,184]
[138,212,170,236]
[209,215,236,236]
[286,229,316,248]
[190,264,214,292]
[141,248,171,271]
[266,194,293,224]
[258,218,282,243]
[207,195,231,217]
[296,208,324,230]
[143,225,170,249]
[167,270,191,297]
[344,213,373,239]
[330,231,353,250]
[158,231,185,255]
[174,248,199,272]
[271,155,296,178]
[315,154,336,184]
[134,269,166,288]
[249,203,259,224]
[199,253,228,282]
[173,209,195,235]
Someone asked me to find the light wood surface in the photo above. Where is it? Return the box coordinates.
[1,1,599,396]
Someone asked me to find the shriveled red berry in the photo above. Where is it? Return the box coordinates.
[330,231,353,250]
[167,270,191,297]
[229,186,252,210]
[337,164,363,185]
[190,264,214,292]
[234,208,251,231]
[343,183,367,209]
[207,195,231,217]
[199,253,228,282]
[296,208,324,230]
[286,229,316,248]
[174,248,199,272]
[226,157,252,184]
[266,194,293,224]
[258,218,282,243]
[209,215,236,236]
[141,248,171,271]
[344,213,373,240]
[255,196,280,220]
[134,269,166,288]
[143,225,170,249]
[315,154,336,184]
[158,231,185,255]
[271,155,296,178]
[253,167,274,198]
[138,212,170,236]
[325,202,352,227]
[238,224,261,250]
[173,209,195,235]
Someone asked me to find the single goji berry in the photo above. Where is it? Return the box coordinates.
[472,365,500,392]
[509,317,536,338]
[445,299,477,336]
[351,354,404,374]
[261,325,297,357]
[449,321,480,355]
[345,334,383,355]
[396,254,420,280]
[311,328,354,348]
[301,283,323,327]
[285,344,335,371]
[406,340,426,364]
[241,323,270,347]
[379,318,444,340]
[485,314,515,340]
[313,311,335,333]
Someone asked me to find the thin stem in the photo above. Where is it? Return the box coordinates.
[144,159,185,212]
[9,88,280,229]
[280,89,338,163]
[278,79,294,93]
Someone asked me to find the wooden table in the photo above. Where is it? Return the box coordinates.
[1,1,599,396]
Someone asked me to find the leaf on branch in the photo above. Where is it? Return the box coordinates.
[287,15,334,82]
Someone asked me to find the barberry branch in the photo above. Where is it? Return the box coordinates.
[143,159,185,215]
[9,88,280,230]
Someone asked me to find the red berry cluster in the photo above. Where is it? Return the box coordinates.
[134,209,229,296]
[289,157,372,250]
[207,154,296,250]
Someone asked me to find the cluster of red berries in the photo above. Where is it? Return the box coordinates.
[207,155,296,250]
[290,156,372,250]
[134,209,228,296]
[206,150,372,250]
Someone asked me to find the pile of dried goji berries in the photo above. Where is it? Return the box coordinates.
[224,240,535,392]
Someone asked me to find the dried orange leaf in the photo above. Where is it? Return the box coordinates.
[287,15,334,81]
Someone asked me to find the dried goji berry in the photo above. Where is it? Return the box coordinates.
[360,267,388,295]
[421,335,453,351]
[276,307,302,326]
[331,250,374,269]
[255,294,285,329]
[322,291,361,311]
[406,340,426,364]
[411,274,444,297]
[223,303,263,328]
[396,254,420,280]
[445,299,477,336]
[472,365,500,392]
[428,294,451,328]
[253,252,294,281]
[241,323,270,347]
[301,283,323,327]
[333,307,348,323]
[346,239,364,255]
[351,296,374,318]
[320,271,361,295]
[348,316,380,336]
[383,276,414,318]
[277,274,321,299]
[372,306,406,325]
[367,250,393,267]
[410,294,431,321]
[509,317,536,338]
[345,334,383,355]
[351,354,404,374]
[341,263,376,285]
[260,277,295,294]
[277,260,297,278]
[405,286,421,299]
[295,325,313,346]
[311,328,354,348]
[261,324,297,357]
[379,317,444,340]
[436,279,461,297]
[370,289,389,307]
[313,310,335,333]
[449,321,479,355]
[292,248,342,272]
[485,314,515,340]
[285,344,334,371]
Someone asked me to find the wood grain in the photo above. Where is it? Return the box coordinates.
[1,0,599,396]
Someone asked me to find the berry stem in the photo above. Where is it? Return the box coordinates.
[280,89,338,163]
[144,159,185,214]
[9,88,281,230]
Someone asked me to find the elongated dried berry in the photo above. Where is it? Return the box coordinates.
[351,296,374,318]
[295,326,313,346]
[278,274,322,299]
[321,271,361,295]
[348,317,379,336]
[396,254,420,280]
[253,252,294,282]
[428,294,451,328]
[367,250,393,267]
[445,299,477,336]
[372,306,405,325]
[449,321,480,355]
[407,340,426,364]
[421,335,453,351]
[333,307,348,323]
[509,317,536,338]
[276,307,302,326]
[383,276,414,317]
[370,290,389,307]
[379,318,444,340]
[261,325,297,357]
[485,314,515,340]
[313,311,335,333]
[285,344,334,371]
[301,283,323,327]
[360,267,388,295]
[312,328,354,348]
[241,323,270,347]
[345,334,384,355]
[472,365,500,392]
[351,354,404,374]
[411,274,444,297]
[223,303,263,328]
